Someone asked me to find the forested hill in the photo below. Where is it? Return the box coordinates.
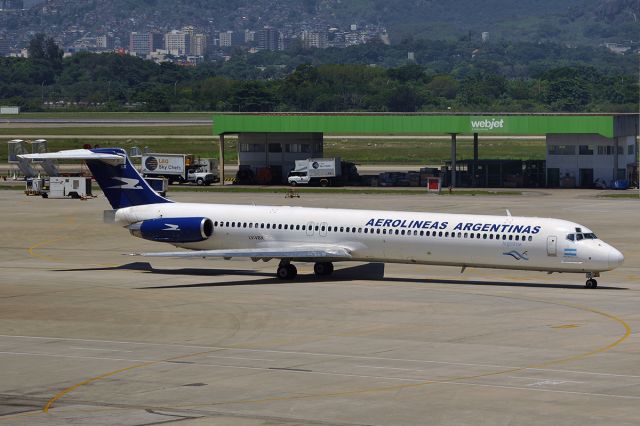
[17,0,639,45]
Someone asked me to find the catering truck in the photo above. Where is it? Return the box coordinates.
[287,158,342,187]
[141,153,219,185]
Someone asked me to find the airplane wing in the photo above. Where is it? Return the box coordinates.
[19,149,125,165]
[130,245,353,261]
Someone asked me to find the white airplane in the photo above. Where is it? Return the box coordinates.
[20,148,624,288]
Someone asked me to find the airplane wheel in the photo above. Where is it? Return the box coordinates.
[287,264,298,279]
[277,264,297,280]
[314,262,334,276]
[585,279,598,288]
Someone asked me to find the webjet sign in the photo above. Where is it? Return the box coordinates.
[470,117,506,132]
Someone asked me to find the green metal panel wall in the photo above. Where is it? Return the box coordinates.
[213,114,616,138]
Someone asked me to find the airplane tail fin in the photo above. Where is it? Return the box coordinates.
[19,148,172,209]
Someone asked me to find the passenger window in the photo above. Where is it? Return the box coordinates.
[315,226,319,231]
[528,236,532,241]
[364,228,368,234]
[483,234,487,239]
[358,228,362,233]
[464,232,468,238]
[508,235,513,240]
[383,229,387,235]
[302,225,306,231]
[439,231,443,237]
[377,229,381,234]
[395,230,399,235]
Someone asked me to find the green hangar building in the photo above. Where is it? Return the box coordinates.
[212,113,639,188]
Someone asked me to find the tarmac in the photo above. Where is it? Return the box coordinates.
[0,188,638,425]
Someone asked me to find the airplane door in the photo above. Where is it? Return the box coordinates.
[319,222,327,237]
[547,236,557,256]
[306,221,314,236]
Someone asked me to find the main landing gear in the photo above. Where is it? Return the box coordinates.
[277,261,298,280]
[313,262,334,277]
[275,261,334,280]
[585,272,599,289]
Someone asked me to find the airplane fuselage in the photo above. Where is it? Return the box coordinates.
[115,203,622,274]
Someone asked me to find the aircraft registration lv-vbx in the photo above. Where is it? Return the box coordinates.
[20,148,624,288]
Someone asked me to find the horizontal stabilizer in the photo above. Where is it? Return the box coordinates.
[130,245,353,260]
[19,149,125,165]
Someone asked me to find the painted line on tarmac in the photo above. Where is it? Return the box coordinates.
[0,292,632,413]
[1,333,638,379]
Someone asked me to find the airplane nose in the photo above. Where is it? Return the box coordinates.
[608,247,624,269]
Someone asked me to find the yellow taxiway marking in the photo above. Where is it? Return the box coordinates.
[36,291,632,414]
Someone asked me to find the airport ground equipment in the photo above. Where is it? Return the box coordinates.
[288,158,342,187]
[141,153,219,185]
[31,139,59,177]
[42,177,93,199]
[144,177,168,197]
[24,178,46,196]
[8,139,37,178]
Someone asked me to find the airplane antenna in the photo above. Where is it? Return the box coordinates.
[506,209,512,217]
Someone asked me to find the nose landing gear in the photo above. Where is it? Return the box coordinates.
[585,272,599,288]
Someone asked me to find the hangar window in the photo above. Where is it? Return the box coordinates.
[289,144,311,153]
[239,143,265,152]
[548,145,575,155]
[579,145,594,155]
[268,143,282,153]
[629,145,635,155]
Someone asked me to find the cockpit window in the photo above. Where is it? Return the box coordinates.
[567,232,597,242]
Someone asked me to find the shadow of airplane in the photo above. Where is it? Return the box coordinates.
[55,262,628,291]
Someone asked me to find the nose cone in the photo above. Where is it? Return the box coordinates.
[608,247,624,269]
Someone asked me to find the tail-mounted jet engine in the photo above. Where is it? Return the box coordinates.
[128,217,213,243]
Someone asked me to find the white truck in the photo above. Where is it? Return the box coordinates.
[141,153,219,185]
[287,158,342,187]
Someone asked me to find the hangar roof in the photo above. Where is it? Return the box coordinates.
[212,113,639,139]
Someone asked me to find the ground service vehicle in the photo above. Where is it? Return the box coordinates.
[287,158,341,187]
[141,153,219,185]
